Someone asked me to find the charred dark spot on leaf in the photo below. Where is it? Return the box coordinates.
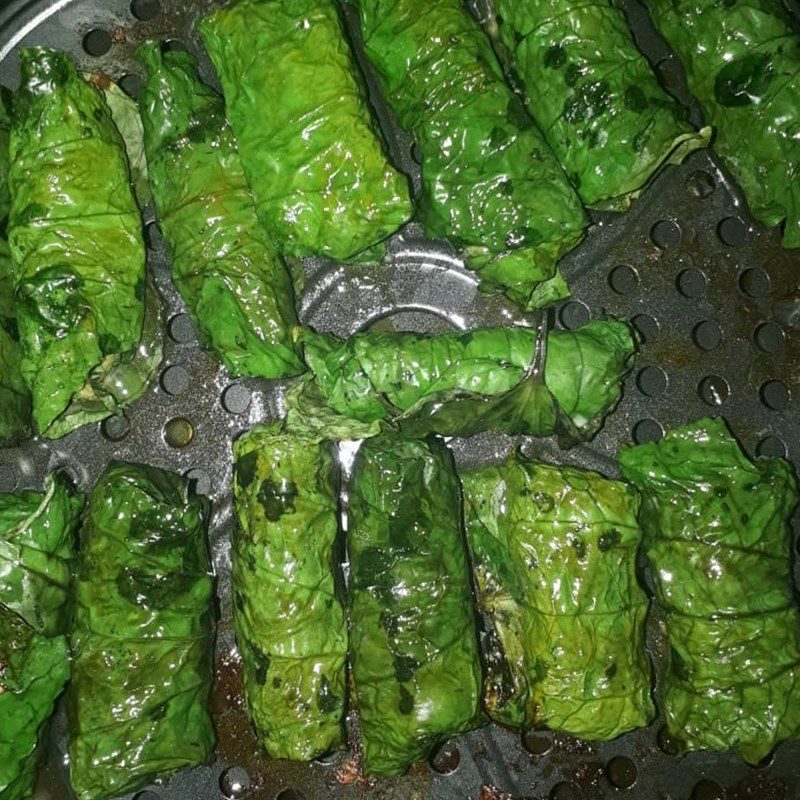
[624,85,647,112]
[317,675,339,714]
[605,662,618,681]
[273,676,281,688]
[98,332,120,354]
[258,478,298,522]
[393,654,419,682]
[563,79,610,124]
[506,97,533,131]
[252,648,270,686]
[235,450,258,489]
[116,567,180,610]
[714,53,774,107]
[399,684,414,715]
[571,536,587,560]
[564,62,584,88]
[544,44,566,69]
[598,528,621,552]
[531,492,555,513]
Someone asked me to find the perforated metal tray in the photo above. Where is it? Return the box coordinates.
[0,0,798,798]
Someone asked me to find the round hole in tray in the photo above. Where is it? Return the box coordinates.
[130,0,161,20]
[118,73,142,99]
[699,375,730,406]
[168,313,195,344]
[163,417,194,448]
[686,170,715,199]
[754,322,785,354]
[717,216,748,247]
[144,220,161,250]
[739,267,770,298]
[650,219,681,249]
[692,320,722,351]
[605,755,637,789]
[219,765,251,799]
[757,436,787,459]
[160,364,189,396]
[636,366,668,398]
[608,264,639,295]
[631,313,659,344]
[161,38,190,53]
[549,781,580,800]
[676,268,707,299]
[83,29,112,57]
[275,789,305,800]
[430,740,461,774]
[632,418,664,444]
[522,731,552,755]
[691,779,724,800]
[313,750,342,766]
[184,467,211,496]
[222,384,252,415]
[760,379,790,411]
[101,414,130,442]
[559,301,590,330]
[132,792,160,800]
[656,725,682,755]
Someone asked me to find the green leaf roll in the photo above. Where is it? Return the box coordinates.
[137,44,303,379]
[8,49,162,439]
[68,463,215,800]
[491,0,710,209]
[0,612,69,800]
[350,0,586,310]
[619,417,800,763]
[348,436,482,775]
[231,423,347,760]
[644,0,800,246]
[0,88,30,446]
[286,318,635,443]
[0,473,84,636]
[197,0,412,262]
[461,455,653,738]
[0,473,83,800]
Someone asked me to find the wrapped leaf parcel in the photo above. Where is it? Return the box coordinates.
[0,474,83,800]
[644,0,800,246]
[492,0,709,209]
[286,318,635,443]
[620,417,800,763]
[137,44,303,379]
[0,88,30,446]
[461,456,653,738]
[68,463,215,800]
[348,437,482,775]
[8,48,161,439]
[198,0,412,262]
[232,423,347,759]
[351,0,586,309]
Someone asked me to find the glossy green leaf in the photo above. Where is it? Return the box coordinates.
[232,423,347,759]
[348,436,482,775]
[8,49,162,439]
[0,613,69,800]
[461,455,653,738]
[350,0,586,309]
[285,318,635,444]
[137,44,304,379]
[492,0,710,209]
[68,463,215,800]
[197,0,412,262]
[619,417,800,763]
[645,0,800,246]
[0,88,31,446]
[0,473,84,636]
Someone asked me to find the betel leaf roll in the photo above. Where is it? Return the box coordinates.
[491,0,710,210]
[0,610,69,800]
[644,0,800,247]
[285,318,635,443]
[0,474,82,800]
[137,44,303,379]
[68,463,215,800]
[197,0,412,262]
[619,417,800,763]
[350,0,586,310]
[461,456,653,738]
[8,49,162,439]
[348,436,482,775]
[0,89,30,446]
[232,423,347,760]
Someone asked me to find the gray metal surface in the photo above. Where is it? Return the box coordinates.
[0,0,798,798]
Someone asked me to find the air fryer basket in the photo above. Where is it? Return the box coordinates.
[0,0,798,798]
